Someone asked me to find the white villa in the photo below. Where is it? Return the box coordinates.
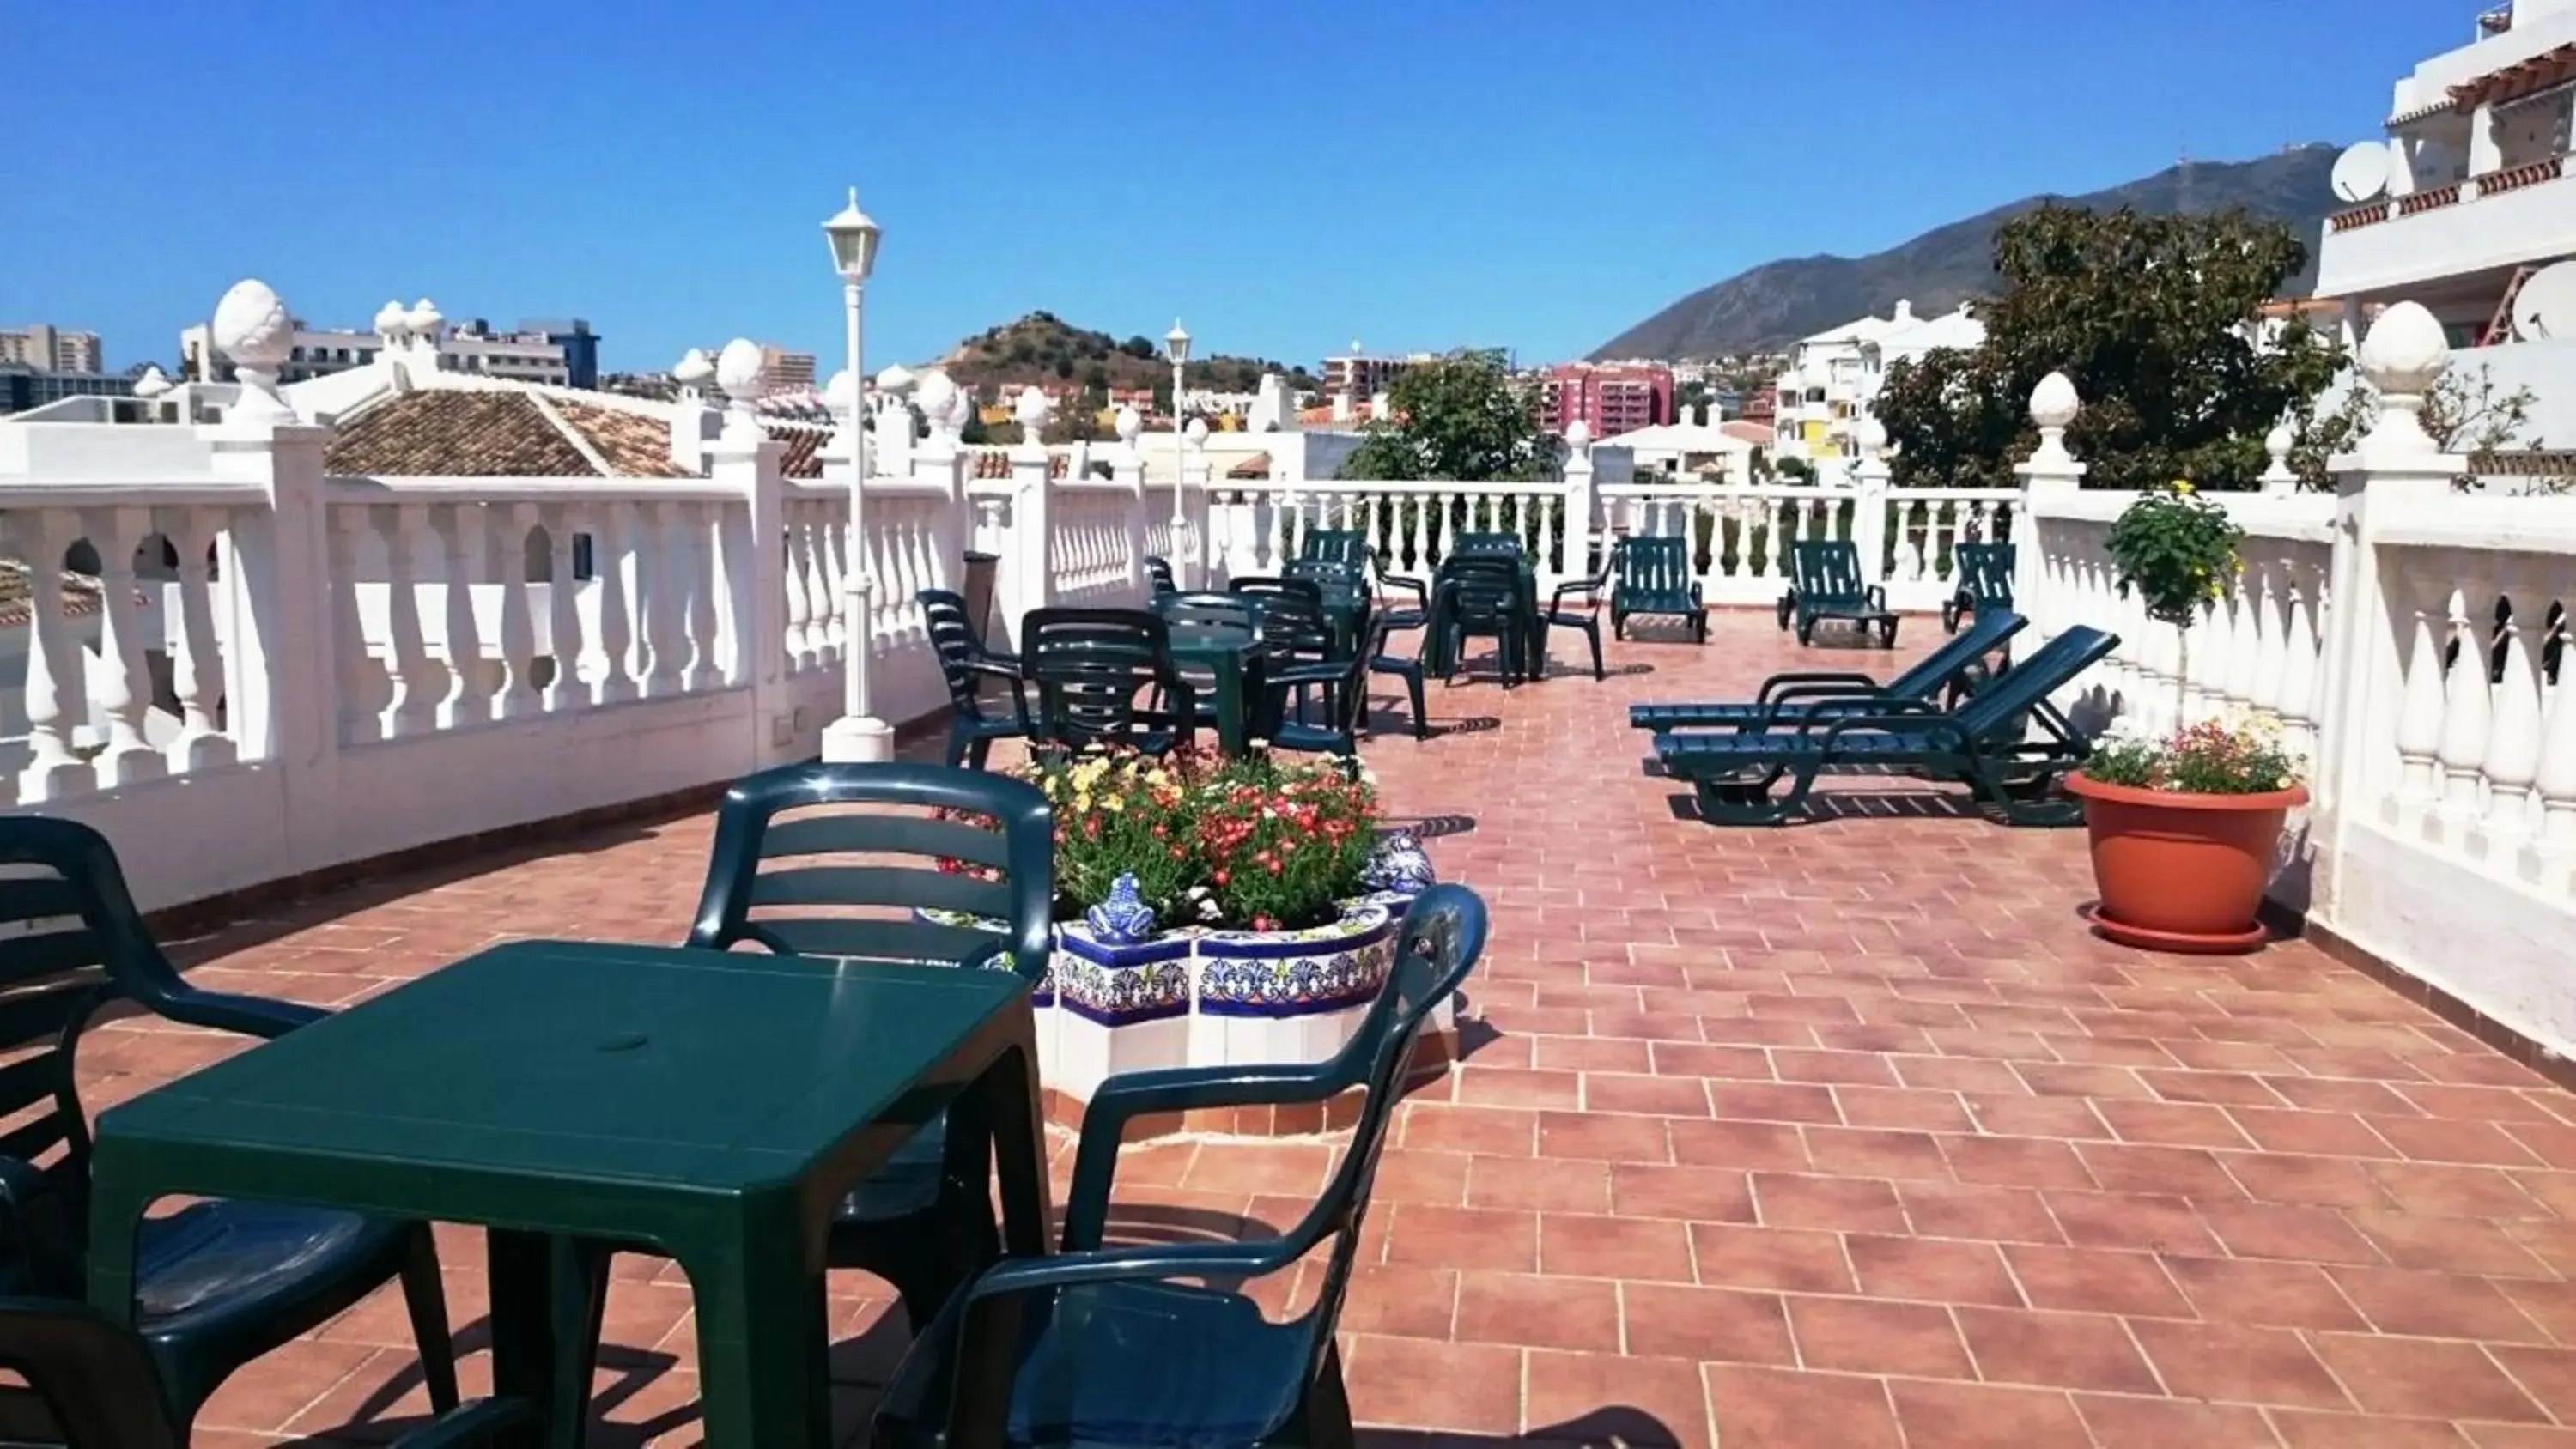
[1769,300,1984,477]
[2317,0,2576,453]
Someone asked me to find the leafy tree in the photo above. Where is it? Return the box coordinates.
[1874,204,2342,491]
[1121,335,1156,360]
[1053,355,1076,380]
[2293,361,2542,490]
[1337,349,1552,481]
[1773,455,1814,483]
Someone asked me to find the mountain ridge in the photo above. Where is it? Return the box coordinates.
[1591,145,2340,360]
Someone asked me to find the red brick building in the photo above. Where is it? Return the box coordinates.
[1534,362,1674,437]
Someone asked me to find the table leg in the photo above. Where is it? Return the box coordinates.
[487,1228,571,1448]
[688,1222,831,1448]
[978,1023,1054,1258]
[1215,654,1246,755]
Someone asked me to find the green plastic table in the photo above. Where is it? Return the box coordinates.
[1151,609,1273,755]
[85,939,1051,1449]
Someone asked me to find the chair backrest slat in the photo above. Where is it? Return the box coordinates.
[1953,627,2117,741]
[1956,542,2015,606]
[1790,540,1866,602]
[1883,610,2026,700]
[921,589,1004,720]
[1616,537,1690,594]
[688,763,1056,982]
[1020,608,1194,756]
[1297,530,1368,566]
[1143,555,1178,597]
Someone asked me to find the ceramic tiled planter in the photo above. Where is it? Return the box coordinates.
[927,888,1450,1131]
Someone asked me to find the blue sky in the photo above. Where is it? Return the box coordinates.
[3,1,2471,375]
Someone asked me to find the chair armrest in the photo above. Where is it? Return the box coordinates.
[392,1397,544,1449]
[150,986,325,1040]
[1753,670,1884,705]
[1865,585,1888,611]
[1549,577,1602,610]
[1377,572,1431,608]
[1063,1061,1344,1249]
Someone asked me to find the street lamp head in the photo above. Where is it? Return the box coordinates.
[1164,318,1192,367]
[823,186,882,282]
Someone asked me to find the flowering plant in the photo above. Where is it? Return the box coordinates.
[936,745,1381,933]
[2082,715,2303,796]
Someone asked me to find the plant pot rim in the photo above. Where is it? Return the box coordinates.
[2066,772,2309,811]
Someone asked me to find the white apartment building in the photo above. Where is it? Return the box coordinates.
[2314,0,2576,450]
[1769,300,1983,474]
[0,324,104,374]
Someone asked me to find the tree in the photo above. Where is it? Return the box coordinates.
[1773,455,1814,483]
[1337,349,1552,481]
[1874,204,2343,491]
[2293,361,2542,490]
[1121,335,1156,361]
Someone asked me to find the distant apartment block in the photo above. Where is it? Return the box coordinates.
[0,324,104,374]
[759,345,817,391]
[0,366,131,415]
[1536,362,1674,436]
[183,314,601,389]
[1321,349,1424,398]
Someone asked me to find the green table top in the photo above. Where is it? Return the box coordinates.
[94,940,1029,1197]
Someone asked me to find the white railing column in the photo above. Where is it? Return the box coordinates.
[708,379,792,760]
[1562,422,1596,585]
[2312,302,2465,915]
[994,388,1056,650]
[1852,419,1892,595]
[2013,372,2087,652]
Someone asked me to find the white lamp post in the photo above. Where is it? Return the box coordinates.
[1164,318,1192,584]
[820,186,890,764]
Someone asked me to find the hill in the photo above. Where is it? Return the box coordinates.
[934,312,1320,400]
[1591,145,2339,361]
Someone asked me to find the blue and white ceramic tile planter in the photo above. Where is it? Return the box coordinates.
[920,832,1449,1127]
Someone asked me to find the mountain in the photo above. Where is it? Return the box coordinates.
[933,312,1320,399]
[1591,145,2340,361]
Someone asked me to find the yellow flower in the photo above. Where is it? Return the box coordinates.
[1071,792,1092,815]
[1145,769,1171,789]
[1101,794,1126,813]
[2170,479,2196,495]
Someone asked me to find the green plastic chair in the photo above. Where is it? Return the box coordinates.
[1297,529,1368,566]
[869,884,1489,1449]
[1778,539,1892,646]
[1610,537,1706,642]
[548,763,1056,1435]
[1945,542,2016,635]
[0,1297,529,1449]
[1652,626,2118,826]
[0,816,460,1440]
[1022,608,1198,758]
[920,588,1029,770]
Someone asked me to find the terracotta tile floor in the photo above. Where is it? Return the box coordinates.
[90,611,2576,1446]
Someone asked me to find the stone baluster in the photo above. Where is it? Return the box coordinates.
[14,512,93,801]
[2524,611,2576,894]
[2247,565,2287,724]
[591,504,637,705]
[2225,570,2265,717]
[782,506,817,670]
[165,506,236,773]
[2476,595,2544,861]
[541,506,581,710]
[2278,568,2323,763]
[809,507,844,663]
[434,503,492,728]
[493,503,541,719]
[2187,585,2232,723]
[328,508,380,743]
[635,502,682,698]
[380,505,440,737]
[680,501,719,692]
[2392,591,2451,827]
[82,508,163,786]
[2434,589,2494,835]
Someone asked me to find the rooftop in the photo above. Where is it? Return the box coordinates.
[88,615,2576,1447]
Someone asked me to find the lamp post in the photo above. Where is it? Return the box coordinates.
[820,186,889,764]
[1164,318,1191,585]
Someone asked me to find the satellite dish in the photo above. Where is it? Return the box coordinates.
[2512,260,2576,341]
[2331,142,2390,203]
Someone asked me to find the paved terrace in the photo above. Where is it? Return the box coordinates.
[88,614,2576,1447]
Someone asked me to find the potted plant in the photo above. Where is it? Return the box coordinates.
[2065,483,2306,952]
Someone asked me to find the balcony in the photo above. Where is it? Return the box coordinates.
[2317,153,2576,297]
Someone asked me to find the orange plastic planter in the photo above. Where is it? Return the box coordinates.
[2063,772,2307,954]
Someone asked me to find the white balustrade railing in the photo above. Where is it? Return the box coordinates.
[1599,482,2017,609]
[1049,482,1145,605]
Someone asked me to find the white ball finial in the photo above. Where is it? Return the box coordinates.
[715,339,768,440]
[945,380,976,433]
[714,338,768,400]
[823,367,859,417]
[2029,371,2081,430]
[1184,416,1210,446]
[1564,419,1592,450]
[914,369,959,427]
[2358,300,2449,398]
[373,299,410,338]
[874,363,916,395]
[672,347,715,387]
[1115,403,1144,443]
[1856,415,1889,453]
[1013,385,1053,430]
[2261,419,2300,494]
[2265,421,2293,459]
[131,365,170,401]
[211,279,293,370]
[408,297,442,336]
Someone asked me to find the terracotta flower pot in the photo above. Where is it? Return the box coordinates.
[2063,772,2307,954]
